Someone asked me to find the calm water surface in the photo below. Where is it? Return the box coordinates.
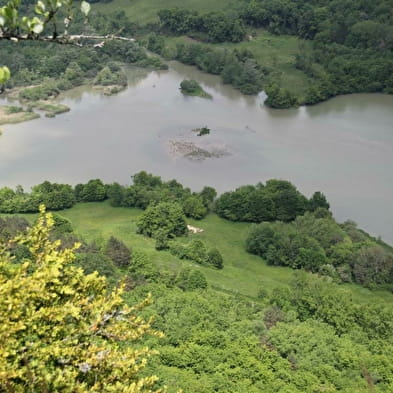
[1,62,392,243]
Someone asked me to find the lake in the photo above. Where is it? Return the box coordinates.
[1,62,392,244]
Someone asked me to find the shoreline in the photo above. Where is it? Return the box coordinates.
[0,82,126,127]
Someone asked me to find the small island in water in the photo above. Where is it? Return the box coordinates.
[180,79,212,99]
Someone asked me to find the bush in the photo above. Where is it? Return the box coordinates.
[19,80,60,101]
[180,79,200,94]
[170,240,223,269]
[94,66,127,87]
[176,267,208,290]
[0,216,29,241]
[76,179,107,202]
[75,252,117,279]
[51,214,73,235]
[264,84,299,109]
[182,196,208,219]
[215,180,310,223]
[207,248,223,269]
[188,270,208,290]
[105,236,132,267]
[137,202,188,239]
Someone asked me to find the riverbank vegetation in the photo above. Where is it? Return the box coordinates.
[180,79,212,98]
[30,102,71,118]
[0,172,392,292]
[93,0,393,107]
[1,0,392,109]
[0,105,39,125]
[0,9,167,120]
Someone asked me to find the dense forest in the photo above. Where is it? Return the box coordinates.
[153,0,393,107]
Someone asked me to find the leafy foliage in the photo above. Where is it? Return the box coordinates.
[246,211,393,287]
[214,179,314,223]
[169,43,264,95]
[0,206,163,392]
[75,179,107,202]
[264,83,299,109]
[158,8,245,43]
[180,79,212,98]
[94,65,127,87]
[105,235,132,267]
[241,0,393,104]
[169,239,224,269]
[107,171,212,219]
[1,185,393,392]
[137,201,188,240]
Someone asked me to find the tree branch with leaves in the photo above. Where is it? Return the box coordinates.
[0,0,135,86]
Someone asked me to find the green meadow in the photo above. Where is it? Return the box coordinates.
[6,201,392,305]
[94,0,236,24]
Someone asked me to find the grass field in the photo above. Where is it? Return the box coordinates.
[94,0,235,24]
[164,31,312,97]
[216,30,312,95]
[7,201,393,305]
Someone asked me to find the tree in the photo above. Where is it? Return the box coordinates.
[79,179,107,202]
[199,186,217,207]
[0,0,136,87]
[207,247,224,269]
[0,206,163,392]
[182,195,208,219]
[107,182,125,207]
[264,179,307,222]
[62,61,84,86]
[31,181,76,210]
[105,235,132,267]
[264,84,299,109]
[352,245,393,286]
[309,191,330,211]
[188,270,208,289]
[137,202,188,239]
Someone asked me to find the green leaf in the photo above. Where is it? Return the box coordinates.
[34,1,46,15]
[0,67,11,84]
[80,1,90,17]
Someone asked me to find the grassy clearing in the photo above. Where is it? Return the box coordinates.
[165,31,312,97]
[5,201,393,305]
[220,30,312,95]
[94,0,235,24]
